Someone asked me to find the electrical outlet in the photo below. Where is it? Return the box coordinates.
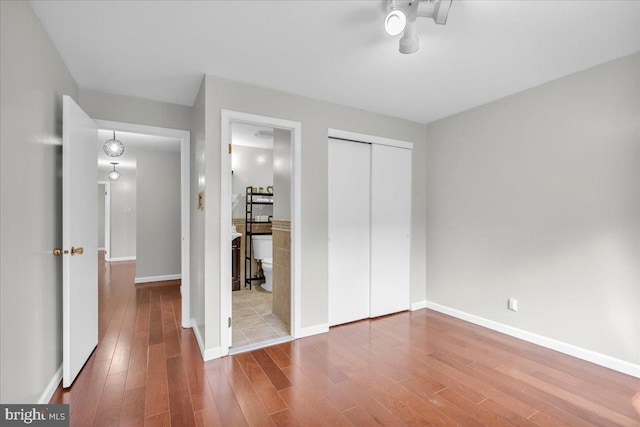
[508,298,518,312]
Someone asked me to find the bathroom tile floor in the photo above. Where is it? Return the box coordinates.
[232,285,290,348]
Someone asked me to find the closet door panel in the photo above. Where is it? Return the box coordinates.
[370,144,412,317]
[328,139,371,326]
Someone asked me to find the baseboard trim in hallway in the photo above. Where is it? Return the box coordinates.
[134,274,181,284]
[191,319,221,361]
[425,300,640,378]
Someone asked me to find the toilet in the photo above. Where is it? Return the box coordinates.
[251,235,273,292]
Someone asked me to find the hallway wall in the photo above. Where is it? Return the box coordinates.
[0,1,79,403]
[99,168,137,259]
[136,149,181,280]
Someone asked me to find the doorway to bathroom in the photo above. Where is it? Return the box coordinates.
[230,122,287,348]
[220,110,302,355]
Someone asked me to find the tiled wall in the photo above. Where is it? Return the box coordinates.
[271,220,291,325]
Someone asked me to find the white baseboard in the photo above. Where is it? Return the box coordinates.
[38,365,62,404]
[411,300,427,311]
[108,256,136,262]
[203,346,222,361]
[97,247,105,251]
[297,323,329,339]
[191,319,205,354]
[191,319,222,361]
[134,274,181,284]
[424,301,640,378]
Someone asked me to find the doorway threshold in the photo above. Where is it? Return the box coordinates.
[229,335,293,355]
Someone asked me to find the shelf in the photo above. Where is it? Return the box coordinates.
[245,185,273,290]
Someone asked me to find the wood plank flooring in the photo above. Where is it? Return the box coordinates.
[50,256,640,426]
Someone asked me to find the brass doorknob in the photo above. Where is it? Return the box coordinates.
[71,246,84,255]
[53,248,62,256]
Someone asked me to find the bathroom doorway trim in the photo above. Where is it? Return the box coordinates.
[220,110,302,356]
[94,119,192,328]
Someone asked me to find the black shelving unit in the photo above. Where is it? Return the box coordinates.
[244,186,273,289]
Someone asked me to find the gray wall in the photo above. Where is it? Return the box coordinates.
[136,149,181,279]
[0,1,79,403]
[99,168,137,259]
[98,184,106,249]
[79,89,193,132]
[273,129,292,221]
[202,74,427,348]
[231,146,274,218]
[424,53,640,365]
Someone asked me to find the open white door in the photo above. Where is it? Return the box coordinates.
[62,95,98,388]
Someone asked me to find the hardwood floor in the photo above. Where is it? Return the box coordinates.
[50,257,640,426]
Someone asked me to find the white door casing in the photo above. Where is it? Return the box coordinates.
[62,95,99,388]
[328,138,371,326]
[220,110,302,357]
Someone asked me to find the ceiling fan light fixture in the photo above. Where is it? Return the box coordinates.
[385,9,407,36]
[103,130,125,157]
[399,20,419,54]
[108,162,121,181]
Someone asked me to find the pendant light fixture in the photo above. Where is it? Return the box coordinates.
[108,162,121,181]
[103,130,125,157]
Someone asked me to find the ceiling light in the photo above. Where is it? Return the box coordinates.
[384,0,453,54]
[399,20,419,54]
[108,162,121,181]
[385,9,407,36]
[254,130,274,139]
[103,131,124,157]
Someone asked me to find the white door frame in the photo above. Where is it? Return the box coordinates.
[98,180,111,261]
[94,119,192,328]
[220,110,302,356]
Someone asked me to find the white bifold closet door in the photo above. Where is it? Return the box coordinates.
[369,144,412,317]
[328,139,371,326]
[328,137,412,326]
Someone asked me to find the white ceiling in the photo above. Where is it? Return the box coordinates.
[32,1,639,124]
[97,129,180,171]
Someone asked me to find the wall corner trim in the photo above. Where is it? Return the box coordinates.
[424,301,640,378]
[191,320,221,362]
[297,323,329,339]
[134,274,181,284]
[203,347,222,361]
[410,300,427,311]
[38,365,62,404]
